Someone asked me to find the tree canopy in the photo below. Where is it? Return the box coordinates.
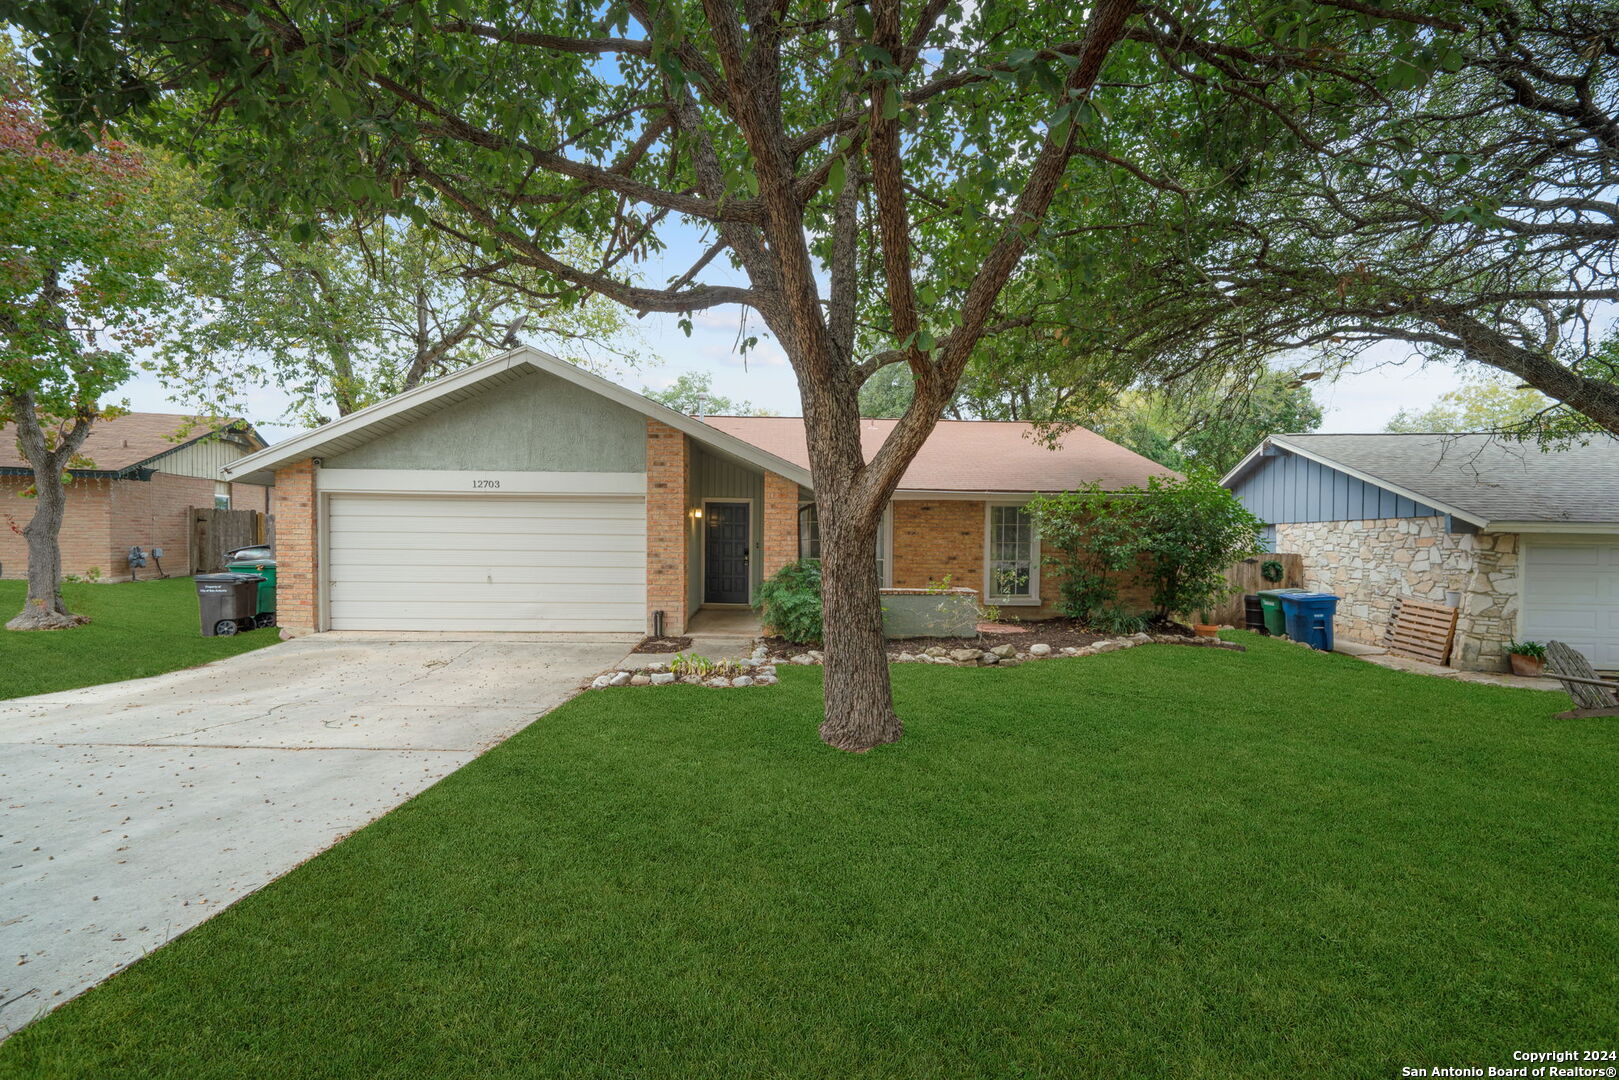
[1049,1,1619,437]
[156,199,636,426]
[0,43,176,627]
[8,0,1487,747]
[641,370,770,417]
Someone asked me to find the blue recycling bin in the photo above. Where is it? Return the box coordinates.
[1280,592,1338,651]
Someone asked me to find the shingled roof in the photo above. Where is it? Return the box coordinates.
[1226,432,1619,526]
[703,416,1180,493]
[1,413,262,476]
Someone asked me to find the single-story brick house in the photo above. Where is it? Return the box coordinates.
[2,413,269,580]
[220,346,1176,636]
[1222,432,1619,671]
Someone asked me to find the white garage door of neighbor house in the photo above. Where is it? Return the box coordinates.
[1519,538,1619,669]
[326,493,647,632]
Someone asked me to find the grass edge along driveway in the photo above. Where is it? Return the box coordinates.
[2,634,1612,1080]
[0,578,277,700]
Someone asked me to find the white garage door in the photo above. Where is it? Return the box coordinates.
[326,494,646,632]
[1519,538,1619,669]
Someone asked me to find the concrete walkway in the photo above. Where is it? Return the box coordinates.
[0,632,633,1037]
[683,607,763,661]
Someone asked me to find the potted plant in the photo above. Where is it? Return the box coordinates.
[1193,610,1220,639]
[1505,640,1547,677]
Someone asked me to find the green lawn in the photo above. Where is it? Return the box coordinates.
[2,635,1613,1079]
[0,577,279,699]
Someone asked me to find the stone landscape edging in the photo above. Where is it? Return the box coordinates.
[587,634,1245,689]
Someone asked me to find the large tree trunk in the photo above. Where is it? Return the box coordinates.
[798,363,905,752]
[815,495,900,752]
[8,475,84,630]
[5,395,92,631]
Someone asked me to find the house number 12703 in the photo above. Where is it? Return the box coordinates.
[472,479,501,489]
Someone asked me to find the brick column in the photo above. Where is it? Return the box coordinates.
[645,420,690,635]
[762,471,800,580]
[271,459,318,637]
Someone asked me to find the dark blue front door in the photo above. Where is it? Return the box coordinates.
[704,502,751,604]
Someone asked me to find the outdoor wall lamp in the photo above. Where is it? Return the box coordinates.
[692,508,703,519]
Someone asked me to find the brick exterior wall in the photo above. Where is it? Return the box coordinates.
[891,500,985,595]
[271,460,319,636]
[646,420,691,635]
[761,471,799,581]
[888,499,1154,620]
[2,476,112,580]
[1,472,268,581]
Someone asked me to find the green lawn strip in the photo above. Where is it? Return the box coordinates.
[2,635,1612,1079]
[0,578,278,699]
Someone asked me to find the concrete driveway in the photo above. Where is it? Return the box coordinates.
[0,632,632,1037]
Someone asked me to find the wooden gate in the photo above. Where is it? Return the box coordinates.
[1209,553,1306,626]
[190,508,267,574]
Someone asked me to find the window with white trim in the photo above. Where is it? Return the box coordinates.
[214,481,231,511]
[987,504,1037,603]
[798,502,890,585]
[798,503,821,559]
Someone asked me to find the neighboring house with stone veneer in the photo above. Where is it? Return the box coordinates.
[2,413,268,580]
[1223,433,1619,671]
[220,346,1176,638]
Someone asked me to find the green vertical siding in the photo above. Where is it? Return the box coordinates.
[323,369,647,472]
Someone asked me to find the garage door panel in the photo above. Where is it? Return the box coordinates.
[329,582,646,605]
[326,493,647,633]
[326,531,647,554]
[329,499,644,522]
[329,510,643,535]
[328,557,646,582]
[1521,538,1619,669]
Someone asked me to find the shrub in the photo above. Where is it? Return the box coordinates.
[753,559,822,644]
[1027,473,1265,625]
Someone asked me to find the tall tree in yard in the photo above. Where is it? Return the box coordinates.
[155,200,635,427]
[0,55,170,630]
[14,0,1458,746]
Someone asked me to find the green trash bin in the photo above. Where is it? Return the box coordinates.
[1256,588,1309,637]
[225,556,277,628]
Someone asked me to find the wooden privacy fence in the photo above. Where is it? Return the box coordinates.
[190,507,267,574]
[1210,553,1305,626]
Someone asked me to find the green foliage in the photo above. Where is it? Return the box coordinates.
[642,371,770,417]
[1028,474,1265,624]
[753,559,822,645]
[1386,374,1557,434]
[153,179,635,427]
[858,364,915,418]
[1505,640,1546,659]
[0,44,171,436]
[1260,560,1285,583]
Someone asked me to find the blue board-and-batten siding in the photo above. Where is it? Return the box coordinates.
[1228,449,1440,524]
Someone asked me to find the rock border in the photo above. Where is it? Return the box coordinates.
[588,634,1243,689]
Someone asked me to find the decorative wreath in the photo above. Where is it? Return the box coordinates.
[1260,559,1286,583]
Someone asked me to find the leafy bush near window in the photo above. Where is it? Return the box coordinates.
[1026,473,1265,625]
[753,559,823,645]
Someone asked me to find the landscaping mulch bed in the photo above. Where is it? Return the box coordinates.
[630,635,693,654]
[760,617,1233,662]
